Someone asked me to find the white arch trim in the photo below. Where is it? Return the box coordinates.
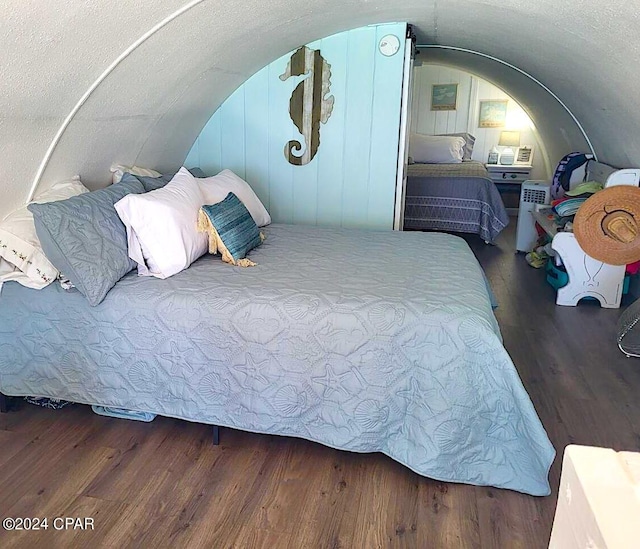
[27,0,208,202]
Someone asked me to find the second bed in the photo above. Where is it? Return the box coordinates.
[403,160,509,242]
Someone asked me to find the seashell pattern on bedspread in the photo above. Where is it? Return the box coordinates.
[0,224,554,495]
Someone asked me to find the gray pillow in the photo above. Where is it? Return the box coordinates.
[188,167,207,178]
[131,167,207,192]
[131,172,173,192]
[28,178,145,306]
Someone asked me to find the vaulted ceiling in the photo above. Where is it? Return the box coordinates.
[2,0,637,219]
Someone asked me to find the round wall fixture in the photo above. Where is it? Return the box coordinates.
[379,34,400,57]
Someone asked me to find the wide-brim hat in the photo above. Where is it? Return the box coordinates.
[574,185,640,265]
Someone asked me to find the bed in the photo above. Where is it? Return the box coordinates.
[404,131,509,242]
[403,160,510,242]
[0,223,554,496]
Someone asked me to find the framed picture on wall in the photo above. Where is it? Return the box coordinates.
[431,84,458,111]
[478,100,508,127]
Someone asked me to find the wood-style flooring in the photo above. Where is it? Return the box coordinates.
[2,222,640,549]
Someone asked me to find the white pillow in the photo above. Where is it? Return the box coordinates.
[198,169,271,227]
[0,176,88,288]
[114,167,207,279]
[409,134,466,164]
[111,164,162,184]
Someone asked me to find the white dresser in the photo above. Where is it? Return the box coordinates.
[549,445,640,548]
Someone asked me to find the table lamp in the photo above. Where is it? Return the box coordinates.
[499,131,520,165]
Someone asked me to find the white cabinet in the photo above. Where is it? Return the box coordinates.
[550,445,640,549]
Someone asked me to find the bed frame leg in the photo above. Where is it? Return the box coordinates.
[0,392,11,413]
[212,425,220,446]
[0,392,20,413]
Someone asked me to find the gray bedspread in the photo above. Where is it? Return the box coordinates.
[0,224,554,495]
[404,161,509,242]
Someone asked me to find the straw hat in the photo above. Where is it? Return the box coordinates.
[574,185,640,265]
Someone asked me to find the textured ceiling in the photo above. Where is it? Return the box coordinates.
[1,0,638,219]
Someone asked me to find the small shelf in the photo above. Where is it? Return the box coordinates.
[531,207,559,238]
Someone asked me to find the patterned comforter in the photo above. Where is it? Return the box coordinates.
[404,161,509,242]
[0,224,554,495]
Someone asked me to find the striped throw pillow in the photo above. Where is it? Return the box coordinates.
[197,192,264,266]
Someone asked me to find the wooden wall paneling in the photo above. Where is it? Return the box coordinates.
[432,66,446,135]
[425,65,434,134]
[426,65,435,126]
[467,76,479,135]
[455,71,472,132]
[416,65,428,135]
[267,56,295,224]
[220,85,246,179]
[197,112,222,175]
[414,64,432,135]
[340,27,375,229]
[367,24,406,229]
[411,65,427,134]
[243,66,271,212]
[408,67,419,134]
[473,79,507,164]
[412,65,473,136]
[439,66,455,134]
[315,32,349,227]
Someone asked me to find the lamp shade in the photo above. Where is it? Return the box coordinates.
[499,131,521,147]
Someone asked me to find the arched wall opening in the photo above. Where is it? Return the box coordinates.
[414,47,592,177]
[411,60,552,180]
[183,23,409,229]
[3,0,639,223]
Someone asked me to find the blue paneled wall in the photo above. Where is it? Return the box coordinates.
[186,23,407,229]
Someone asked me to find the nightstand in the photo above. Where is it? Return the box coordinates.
[485,164,533,214]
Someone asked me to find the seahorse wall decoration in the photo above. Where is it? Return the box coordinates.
[279,46,334,166]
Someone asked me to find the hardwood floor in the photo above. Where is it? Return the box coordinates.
[2,222,640,548]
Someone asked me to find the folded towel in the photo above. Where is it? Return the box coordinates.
[554,197,587,217]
